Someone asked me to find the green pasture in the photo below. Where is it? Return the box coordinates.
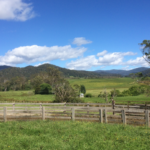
[0,120,150,150]
[0,90,149,104]
[0,77,149,104]
[0,91,55,103]
[68,77,137,96]
[82,95,150,104]
[68,77,136,90]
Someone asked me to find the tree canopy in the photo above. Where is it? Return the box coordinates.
[140,40,150,64]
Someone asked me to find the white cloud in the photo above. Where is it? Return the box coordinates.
[0,45,86,66]
[0,0,35,21]
[124,56,149,67]
[72,37,92,46]
[97,50,107,56]
[67,51,138,70]
[67,55,98,70]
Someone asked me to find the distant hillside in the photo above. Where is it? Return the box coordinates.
[0,65,12,71]
[95,67,149,76]
[0,64,120,80]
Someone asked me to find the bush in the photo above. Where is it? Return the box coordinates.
[121,90,131,96]
[40,83,52,94]
[139,85,149,94]
[128,86,141,96]
[110,89,120,97]
[85,93,92,98]
[35,83,52,94]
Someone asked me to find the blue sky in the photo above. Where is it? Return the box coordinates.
[0,0,150,71]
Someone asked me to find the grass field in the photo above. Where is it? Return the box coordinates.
[0,120,149,150]
[68,77,137,95]
[0,77,149,104]
[0,91,55,103]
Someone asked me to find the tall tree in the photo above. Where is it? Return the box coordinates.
[80,85,86,94]
[140,40,150,64]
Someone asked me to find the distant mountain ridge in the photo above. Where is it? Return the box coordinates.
[95,67,150,76]
[0,65,12,70]
[0,64,120,80]
[0,65,149,79]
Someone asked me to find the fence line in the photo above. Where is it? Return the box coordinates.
[0,106,149,127]
[0,102,149,110]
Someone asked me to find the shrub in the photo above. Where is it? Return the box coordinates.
[128,86,141,96]
[35,83,52,94]
[40,83,52,94]
[121,90,131,96]
[139,85,149,94]
[85,93,92,97]
[110,89,120,97]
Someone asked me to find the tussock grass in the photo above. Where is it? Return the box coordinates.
[0,120,150,150]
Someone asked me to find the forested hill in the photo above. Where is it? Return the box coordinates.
[0,64,120,80]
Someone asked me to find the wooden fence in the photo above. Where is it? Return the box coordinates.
[0,102,149,110]
[0,106,149,127]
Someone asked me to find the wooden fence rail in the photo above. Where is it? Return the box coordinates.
[0,102,149,110]
[0,106,149,127]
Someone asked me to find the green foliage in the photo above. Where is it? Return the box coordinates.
[110,89,120,97]
[40,83,52,94]
[80,85,86,94]
[121,90,131,96]
[140,40,150,63]
[35,86,41,94]
[120,85,149,97]
[54,80,81,103]
[128,86,141,96]
[35,83,52,94]
[85,93,92,97]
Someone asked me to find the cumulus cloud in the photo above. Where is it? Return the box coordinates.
[97,50,107,56]
[72,37,92,46]
[124,56,149,67]
[0,45,86,66]
[0,0,35,21]
[68,55,98,70]
[67,51,138,70]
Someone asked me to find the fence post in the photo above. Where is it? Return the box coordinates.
[72,108,75,121]
[42,106,45,121]
[3,107,7,122]
[13,103,15,111]
[40,103,42,110]
[64,103,66,113]
[128,101,129,110]
[87,103,89,114]
[122,109,126,125]
[145,110,149,127]
[99,109,103,123]
[104,109,107,123]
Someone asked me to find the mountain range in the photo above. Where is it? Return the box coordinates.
[0,65,149,80]
[95,67,150,76]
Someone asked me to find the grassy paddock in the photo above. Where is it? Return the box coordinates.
[82,95,150,104]
[0,91,55,103]
[0,120,149,150]
[0,91,149,104]
[68,77,136,90]
[0,77,149,104]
